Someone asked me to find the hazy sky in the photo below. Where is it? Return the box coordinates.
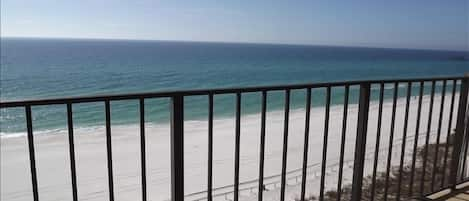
[2,0,468,50]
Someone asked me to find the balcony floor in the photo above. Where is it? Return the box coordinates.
[445,193,469,201]
[422,182,469,201]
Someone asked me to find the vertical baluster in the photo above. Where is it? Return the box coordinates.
[383,82,398,201]
[370,83,384,201]
[409,81,424,197]
[105,100,115,201]
[208,94,214,201]
[420,81,435,195]
[441,80,457,188]
[337,85,349,201]
[319,86,331,201]
[300,88,312,201]
[67,103,78,201]
[258,91,267,201]
[450,77,468,189]
[280,90,291,201]
[396,82,412,201]
[139,98,147,201]
[25,105,39,201]
[234,93,241,201]
[461,114,469,181]
[430,80,447,191]
[460,77,469,182]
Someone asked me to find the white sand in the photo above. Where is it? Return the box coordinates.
[1,92,460,201]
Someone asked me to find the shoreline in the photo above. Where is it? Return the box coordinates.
[0,101,354,139]
[1,82,456,138]
[0,88,450,139]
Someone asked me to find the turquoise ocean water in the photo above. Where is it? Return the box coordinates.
[1,38,468,136]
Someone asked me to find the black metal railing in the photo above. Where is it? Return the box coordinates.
[1,75,468,201]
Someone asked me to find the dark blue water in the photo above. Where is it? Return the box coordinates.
[1,38,468,135]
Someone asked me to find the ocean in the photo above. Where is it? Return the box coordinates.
[1,38,468,136]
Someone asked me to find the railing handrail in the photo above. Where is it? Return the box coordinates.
[0,75,464,108]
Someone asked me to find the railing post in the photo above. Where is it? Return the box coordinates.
[351,83,370,201]
[450,76,469,189]
[171,95,184,201]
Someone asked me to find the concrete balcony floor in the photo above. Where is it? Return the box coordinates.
[422,182,469,201]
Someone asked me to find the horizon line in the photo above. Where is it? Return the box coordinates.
[2,35,468,53]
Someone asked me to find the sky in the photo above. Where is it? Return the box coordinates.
[1,0,468,51]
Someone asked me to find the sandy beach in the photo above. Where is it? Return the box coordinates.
[1,92,460,201]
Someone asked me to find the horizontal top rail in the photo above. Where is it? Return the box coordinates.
[0,76,464,108]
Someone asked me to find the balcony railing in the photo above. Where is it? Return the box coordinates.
[1,75,468,201]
